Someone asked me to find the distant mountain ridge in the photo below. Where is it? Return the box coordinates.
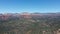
[0,12,60,20]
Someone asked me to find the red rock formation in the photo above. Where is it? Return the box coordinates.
[20,12,32,18]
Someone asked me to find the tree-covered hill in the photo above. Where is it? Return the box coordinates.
[0,13,60,34]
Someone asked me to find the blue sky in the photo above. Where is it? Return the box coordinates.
[0,0,60,13]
